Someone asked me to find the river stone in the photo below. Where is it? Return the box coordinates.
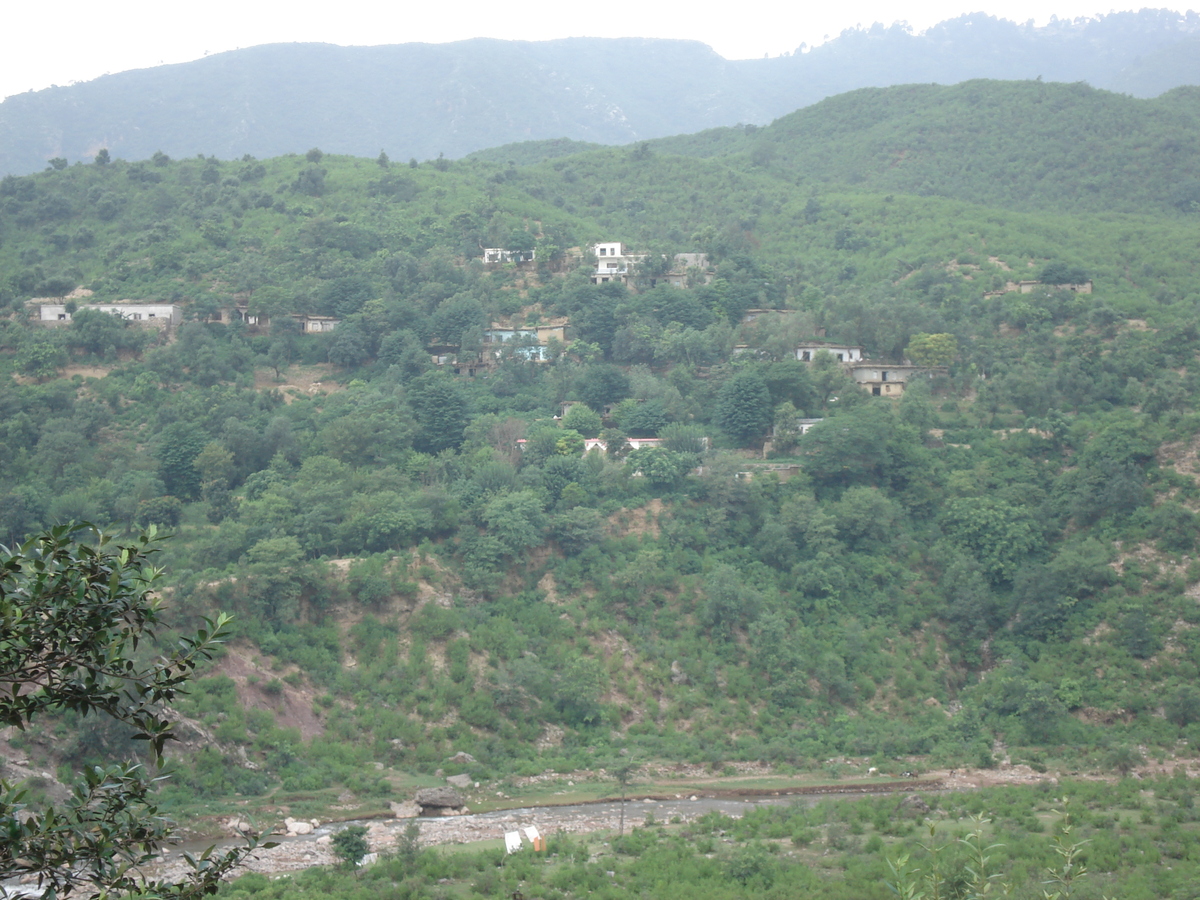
[446,773,472,788]
[390,800,420,818]
[415,786,464,809]
[285,818,314,835]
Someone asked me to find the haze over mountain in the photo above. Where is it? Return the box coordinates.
[3,8,1200,176]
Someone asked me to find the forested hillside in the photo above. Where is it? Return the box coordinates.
[739,80,1200,214]
[4,9,1200,176]
[3,81,1200,880]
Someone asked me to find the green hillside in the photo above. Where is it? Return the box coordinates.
[3,82,1200,883]
[723,80,1200,214]
[465,138,606,166]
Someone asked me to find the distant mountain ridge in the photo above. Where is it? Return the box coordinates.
[2,8,1200,175]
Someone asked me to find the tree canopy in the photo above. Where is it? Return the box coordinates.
[0,525,257,899]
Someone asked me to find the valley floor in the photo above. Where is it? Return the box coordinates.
[146,758,1200,881]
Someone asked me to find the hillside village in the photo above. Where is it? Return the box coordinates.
[4,77,1200,900]
[26,240,949,416]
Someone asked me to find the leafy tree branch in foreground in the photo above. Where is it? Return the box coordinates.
[0,525,263,899]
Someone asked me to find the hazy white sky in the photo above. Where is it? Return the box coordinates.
[1,1,1190,101]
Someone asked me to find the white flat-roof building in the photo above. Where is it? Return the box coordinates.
[590,242,648,283]
[482,248,535,264]
[795,342,864,363]
[39,303,181,326]
[593,242,625,259]
[292,314,340,333]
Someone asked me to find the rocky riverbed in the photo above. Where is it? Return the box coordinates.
[145,793,805,882]
[152,770,1049,883]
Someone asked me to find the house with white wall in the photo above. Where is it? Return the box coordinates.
[292,314,340,333]
[516,436,676,456]
[590,242,648,284]
[795,341,864,363]
[39,303,181,327]
[590,244,711,288]
[482,320,569,361]
[483,248,535,264]
[849,363,947,397]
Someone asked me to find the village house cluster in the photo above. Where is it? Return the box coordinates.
[588,242,711,288]
[794,339,946,397]
[31,245,945,402]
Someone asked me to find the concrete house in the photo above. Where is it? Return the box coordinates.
[482,320,569,361]
[39,303,181,327]
[849,363,946,397]
[593,242,626,261]
[219,306,265,327]
[761,418,823,456]
[482,248,535,264]
[791,339,948,396]
[640,252,713,289]
[795,341,864,363]
[590,244,711,288]
[590,242,643,283]
[292,314,340,333]
[583,437,665,454]
[518,436,667,456]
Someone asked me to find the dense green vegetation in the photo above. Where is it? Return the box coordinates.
[740,80,1200,214]
[2,79,1200,841]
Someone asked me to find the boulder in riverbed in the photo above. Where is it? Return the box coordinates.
[415,786,464,810]
[285,817,314,836]
[226,817,256,835]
